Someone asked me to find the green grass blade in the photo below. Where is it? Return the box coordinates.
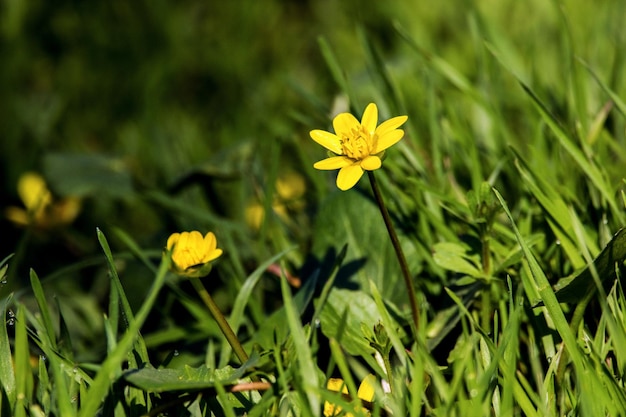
[280,269,318,416]
[29,269,57,350]
[96,228,150,364]
[220,246,296,366]
[317,36,357,110]
[13,304,30,417]
[78,233,171,417]
[519,83,621,220]
[493,188,582,364]
[0,295,16,409]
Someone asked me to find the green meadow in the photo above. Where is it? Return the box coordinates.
[2,1,626,415]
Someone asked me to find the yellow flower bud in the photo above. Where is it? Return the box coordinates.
[166,231,223,278]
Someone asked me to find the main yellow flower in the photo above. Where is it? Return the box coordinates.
[310,103,408,191]
[324,374,376,416]
[166,231,223,278]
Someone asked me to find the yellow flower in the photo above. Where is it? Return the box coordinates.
[166,231,223,278]
[324,374,376,416]
[5,172,81,229]
[245,171,306,230]
[310,103,408,191]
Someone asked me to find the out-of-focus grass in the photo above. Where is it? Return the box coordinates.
[2,0,626,415]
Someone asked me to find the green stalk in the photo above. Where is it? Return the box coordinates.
[367,171,419,331]
[190,278,249,364]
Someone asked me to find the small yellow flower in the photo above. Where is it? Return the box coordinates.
[245,171,306,230]
[5,172,81,229]
[310,103,408,190]
[324,374,376,416]
[166,231,223,278]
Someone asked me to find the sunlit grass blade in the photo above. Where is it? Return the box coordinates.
[13,304,31,417]
[318,36,358,110]
[492,187,622,413]
[0,294,16,411]
[97,228,150,364]
[518,83,622,222]
[77,234,171,417]
[29,269,57,350]
[279,269,318,416]
[220,246,296,366]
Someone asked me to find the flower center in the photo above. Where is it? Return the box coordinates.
[341,126,373,160]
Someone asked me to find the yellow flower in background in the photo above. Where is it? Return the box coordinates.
[310,103,408,191]
[5,172,81,229]
[324,374,376,416]
[166,231,223,278]
[245,171,306,230]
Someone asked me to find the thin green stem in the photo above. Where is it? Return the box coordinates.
[190,278,249,364]
[367,171,419,331]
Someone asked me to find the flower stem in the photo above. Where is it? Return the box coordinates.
[190,278,249,364]
[367,171,419,331]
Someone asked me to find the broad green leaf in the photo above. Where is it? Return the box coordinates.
[553,228,626,303]
[319,288,405,357]
[43,152,133,198]
[124,362,253,392]
[311,191,407,306]
[433,241,483,278]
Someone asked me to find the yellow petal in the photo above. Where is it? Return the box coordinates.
[166,233,181,250]
[310,130,343,154]
[5,207,29,226]
[360,155,381,171]
[314,156,354,170]
[357,374,376,402]
[18,172,51,212]
[375,115,408,137]
[326,378,349,394]
[361,103,378,134]
[203,232,223,262]
[324,378,348,416]
[372,129,404,154]
[333,112,360,139]
[336,164,364,190]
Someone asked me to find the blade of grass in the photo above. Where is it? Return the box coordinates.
[97,228,150,364]
[0,295,16,408]
[78,232,171,417]
[279,268,318,416]
[29,269,57,350]
[219,246,297,367]
[318,36,358,110]
[519,83,622,221]
[493,188,619,412]
[13,304,30,417]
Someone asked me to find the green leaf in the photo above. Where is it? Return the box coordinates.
[553,228,626,303]
[311,191,407,306]
[433,241,483,278]
[124,362,254,393]
[319,288,405,358]
[249,269,318,350]
[43,152,133,198]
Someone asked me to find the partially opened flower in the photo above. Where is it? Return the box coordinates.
[310,103,408,190]
[324,374,376,416]
[166,231,223,278]
[5,171,81,229]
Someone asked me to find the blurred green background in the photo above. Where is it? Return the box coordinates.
[2,0,625,355]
